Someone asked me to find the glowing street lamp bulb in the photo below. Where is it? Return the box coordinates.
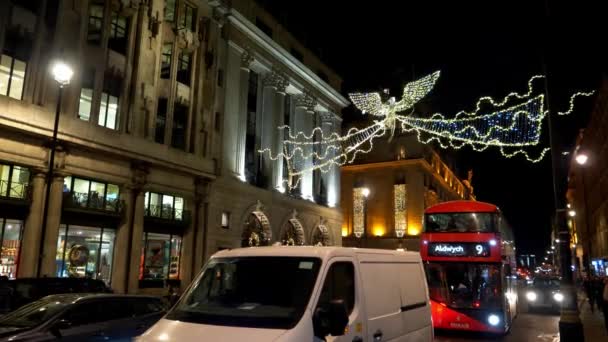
[362,188,370,198]
[568,210,576,217]
[51,61,73,86]
[575,153,588,165]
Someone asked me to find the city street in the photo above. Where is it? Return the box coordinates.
[434,285,561,342]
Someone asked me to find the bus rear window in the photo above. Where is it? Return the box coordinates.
[425,213,496,233]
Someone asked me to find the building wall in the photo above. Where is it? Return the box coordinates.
[340,134,475,250]
[567,79,608,275]
[0,0,347,294]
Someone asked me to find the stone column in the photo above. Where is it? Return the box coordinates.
[39,174,65,277]
[17,170,45,278]
[294,91,317,200]
[127,191,145,293]
[179,198,196,292]
[261,69,289,191]
[193,179,211,273]
[110,186,133,294]
[320,113,335,206]
[235,51,254,181]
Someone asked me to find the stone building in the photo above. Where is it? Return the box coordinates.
[0,0,346,294]
[341,133,475,251]
[566,79,608,276]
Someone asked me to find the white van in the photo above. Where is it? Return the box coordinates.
[137,246,433,342]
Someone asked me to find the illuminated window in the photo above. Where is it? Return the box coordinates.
[140,232,181,284]
[87,4,104,44]
[0,54,26,100]
[98,92,119,130]
[394,184,407,237]
[353,188,365,237]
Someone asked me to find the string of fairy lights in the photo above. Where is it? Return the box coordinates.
[258,70,595,190]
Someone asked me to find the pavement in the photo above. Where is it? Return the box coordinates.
[434,288,607,341]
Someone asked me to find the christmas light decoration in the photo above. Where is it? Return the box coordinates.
[258,70,595,190]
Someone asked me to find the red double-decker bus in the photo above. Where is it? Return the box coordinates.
[420,200,517,334]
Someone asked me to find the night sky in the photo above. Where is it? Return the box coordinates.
[259,0,607,257]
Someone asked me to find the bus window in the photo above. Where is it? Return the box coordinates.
[425,213,497,233]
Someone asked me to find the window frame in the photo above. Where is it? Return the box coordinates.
[164,0,177,22]
[63,176,120,212]
[160,43,173,79]
[87,4,104,44]
[0,54,27,100]
[144,191,184,221]
[108,11,129,54]
[98,92,119,130]
[180,3,197,32]
[0,163,30,199]
[176,51,192,85]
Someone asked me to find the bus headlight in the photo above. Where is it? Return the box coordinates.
[526,291,537,301]
[488,314,500,326]
[553,293,564,302]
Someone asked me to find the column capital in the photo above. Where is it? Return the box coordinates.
[241,50,254,70]
[194,177,212,204]
[262,68,289,93]
[295,90,317,111]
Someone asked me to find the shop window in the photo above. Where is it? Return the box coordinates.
[0,54,27,100]
[0,219,23,279]
[164,0,176,22]
[140,232,181,283]
[0,164,30,199]
[56,225,116,285]
[161,43,172,79]
[63,176,120,212]
[179,3,196,31]
[144,192,184,221]
[171,103,187,150]
[155,98,168,144]
[98,92,119,130]
[109,12,128,55]
[87,4,104,44]
[176,52,192,85]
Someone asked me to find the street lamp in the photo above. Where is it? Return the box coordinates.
[361,187,370,198]
[37,61,73,277]
[568,210,576,217]
[575,153,588,166]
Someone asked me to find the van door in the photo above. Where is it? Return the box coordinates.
[359,262,404,341]
[397,262,433,341]
[313,258,366,342]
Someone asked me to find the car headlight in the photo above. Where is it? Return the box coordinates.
[553,293,564,302]
[488,314,500,326]
[526,291,537,301]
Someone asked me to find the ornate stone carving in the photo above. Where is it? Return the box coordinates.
[262,69,289,93]
[241,50,254,69]
[294,90,317,111]
[177,29,199,52]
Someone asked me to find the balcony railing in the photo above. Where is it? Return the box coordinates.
[145,204,191,223]
[0,180,30,200]
[63,191,124,214]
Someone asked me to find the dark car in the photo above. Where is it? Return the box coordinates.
[8,278,112,311]
[524,276,563,313]
[0,294,166,341]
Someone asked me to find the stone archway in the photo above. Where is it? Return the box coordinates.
[241,202,272,247]
[280,210,305,246]
[311,223,332,246]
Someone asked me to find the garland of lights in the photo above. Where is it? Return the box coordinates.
[258,71,595,190]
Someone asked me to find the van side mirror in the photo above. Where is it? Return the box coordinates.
[313,299,349,338]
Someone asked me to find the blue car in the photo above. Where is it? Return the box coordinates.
[0,294,166,341]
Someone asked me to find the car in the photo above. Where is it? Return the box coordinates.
[0,293,167,341]
[138,246,433,342]
[525,276,563,313]
[8,277,112,311]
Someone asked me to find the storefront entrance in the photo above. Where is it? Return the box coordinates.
[0,218,22,279]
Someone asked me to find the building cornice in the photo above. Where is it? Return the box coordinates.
[226,10,350,109]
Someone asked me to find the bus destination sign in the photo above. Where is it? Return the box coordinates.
[428,242,490,257]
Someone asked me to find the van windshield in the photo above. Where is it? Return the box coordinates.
[167,257,322,329]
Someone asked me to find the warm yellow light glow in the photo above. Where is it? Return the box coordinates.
[408,223,421,236]
[341,226,348,237]
[373,226,385,237]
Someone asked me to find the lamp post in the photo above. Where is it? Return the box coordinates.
[36,61,73,277]
[574,151,593,275]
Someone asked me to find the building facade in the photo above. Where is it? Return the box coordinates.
[341,134,475,251]
[566,79,608,276]
[0,0,346,294]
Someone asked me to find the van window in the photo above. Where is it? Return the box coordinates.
[167,257,321,329]
[318,262,355,315]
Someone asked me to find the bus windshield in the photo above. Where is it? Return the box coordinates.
[425,263,502,310]
[425,213,496,233]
